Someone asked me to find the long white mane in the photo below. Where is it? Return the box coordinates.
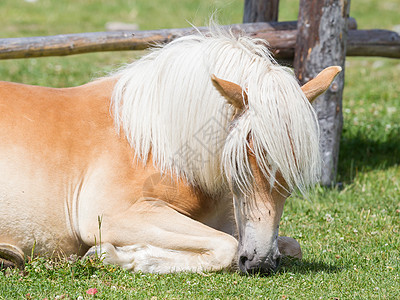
[111,29,321,196]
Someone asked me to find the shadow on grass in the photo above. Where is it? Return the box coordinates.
[338,128,400,183]
[278,257,344,275]
[236,258,344,277]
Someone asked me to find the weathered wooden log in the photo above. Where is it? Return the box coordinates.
[243,0,280,23]
[256,30,297,59]
[257,29,400,59]
[0,19,366,60]
[0,23,291,59]
[347,29,400,58]
[294,0,351,186]
[0,28,395,61]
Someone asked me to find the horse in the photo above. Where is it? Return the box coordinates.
[0,29,341,274]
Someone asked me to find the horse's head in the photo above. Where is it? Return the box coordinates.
[212,66,341,274]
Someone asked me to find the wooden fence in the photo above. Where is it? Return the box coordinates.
[0,19,398,60]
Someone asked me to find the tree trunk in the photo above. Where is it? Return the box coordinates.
[294,0,351,186]
[243,0,280,23]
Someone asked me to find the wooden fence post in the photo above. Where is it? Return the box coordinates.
[243,0,280,22]
[294,0,351,186]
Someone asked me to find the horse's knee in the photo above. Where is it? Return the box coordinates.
[0,244,25,270]
[211,234,238,270]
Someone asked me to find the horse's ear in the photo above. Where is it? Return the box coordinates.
[301,66,342,103]
[211,75,248,110]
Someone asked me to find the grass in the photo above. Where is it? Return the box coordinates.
[0,0,399,299]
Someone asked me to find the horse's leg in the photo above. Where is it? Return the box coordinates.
[278,236,302,259]
[82,198,238,274]
[0,244,25,270]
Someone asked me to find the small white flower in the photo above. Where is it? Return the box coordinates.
[325,213,334,222]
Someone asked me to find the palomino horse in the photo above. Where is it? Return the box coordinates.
[0,30,341,274]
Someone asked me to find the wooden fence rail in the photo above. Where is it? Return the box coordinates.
[2,19,397,60]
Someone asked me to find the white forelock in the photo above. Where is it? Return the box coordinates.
[110,29,321,196]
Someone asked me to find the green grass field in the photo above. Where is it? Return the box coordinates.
[0,0,399,299]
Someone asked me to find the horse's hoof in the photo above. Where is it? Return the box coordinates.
[0,258,17,269]
[278,236,302,260]
[0,244,25,270]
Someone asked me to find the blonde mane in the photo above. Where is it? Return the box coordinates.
[111,30,321,196]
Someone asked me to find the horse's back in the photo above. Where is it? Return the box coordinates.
[0,80,115,256]
[0,80,114,177]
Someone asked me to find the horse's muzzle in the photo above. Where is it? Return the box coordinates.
[238,251,282,275]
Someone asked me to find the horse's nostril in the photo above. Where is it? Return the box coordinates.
[239,254,250,273]
[239,255,248,265]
